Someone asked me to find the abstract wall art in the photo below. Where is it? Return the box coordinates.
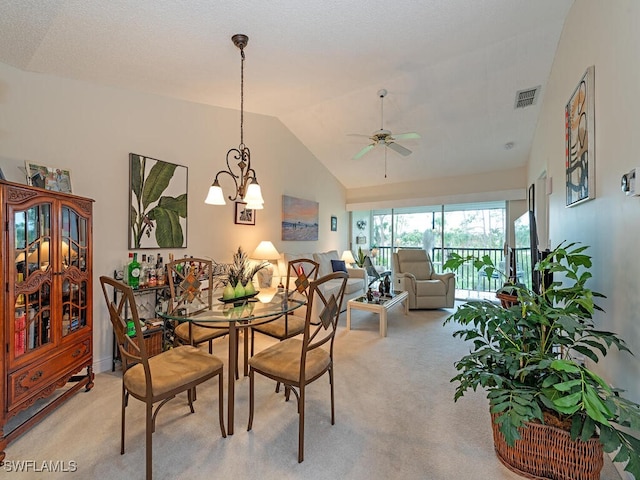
[565,66,595,207]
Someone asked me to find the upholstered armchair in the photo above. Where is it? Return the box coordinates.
[392,249,455,309]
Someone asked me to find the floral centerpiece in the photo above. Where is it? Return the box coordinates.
[214,246,268,300]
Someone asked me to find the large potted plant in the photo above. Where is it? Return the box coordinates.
[443,242,640,480]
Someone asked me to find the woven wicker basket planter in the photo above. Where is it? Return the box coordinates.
[490,413,604,480]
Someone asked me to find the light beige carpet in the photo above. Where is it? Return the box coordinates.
[3,305,623,479]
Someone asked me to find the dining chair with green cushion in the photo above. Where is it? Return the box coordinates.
[247,270,348,463]
[100,276,226,480]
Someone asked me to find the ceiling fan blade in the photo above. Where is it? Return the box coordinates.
[353,144,376,160]
[347,133,373,138]
[387,141,412,156]
[392,132,420,141]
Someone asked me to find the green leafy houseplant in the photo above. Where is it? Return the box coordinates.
[443,242,640,478]
[354,246,367,268]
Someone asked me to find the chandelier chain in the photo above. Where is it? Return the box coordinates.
[239,43,245,148]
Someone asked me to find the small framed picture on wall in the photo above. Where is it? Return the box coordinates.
[235,202,255,225]
[330,216,337,231]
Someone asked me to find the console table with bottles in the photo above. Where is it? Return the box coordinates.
[110,281,169,371]
[0,180,94,462]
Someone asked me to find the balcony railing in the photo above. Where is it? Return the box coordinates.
[370,246,531,293]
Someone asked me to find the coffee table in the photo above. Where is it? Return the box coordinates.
[346,290,409,337]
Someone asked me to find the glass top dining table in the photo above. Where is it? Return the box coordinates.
[159,288,305,435]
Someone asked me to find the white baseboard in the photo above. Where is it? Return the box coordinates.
[93,355,114,374]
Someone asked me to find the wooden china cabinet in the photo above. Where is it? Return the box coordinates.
[0,180,94,462]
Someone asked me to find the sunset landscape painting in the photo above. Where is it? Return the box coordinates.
[282,195,319,241]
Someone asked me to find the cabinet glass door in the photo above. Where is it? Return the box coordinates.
[13,203,53,357]
[61,205,89,336]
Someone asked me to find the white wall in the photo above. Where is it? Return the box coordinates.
[346,166,527,210]
[529,0,640,403]
[0,62,347,372]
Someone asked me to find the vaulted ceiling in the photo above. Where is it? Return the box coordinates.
[0,0,574,189]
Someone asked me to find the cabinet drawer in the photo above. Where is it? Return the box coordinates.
[8,338,92,408]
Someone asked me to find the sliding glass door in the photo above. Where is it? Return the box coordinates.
[366,201,506,297]
[442,202,506,294]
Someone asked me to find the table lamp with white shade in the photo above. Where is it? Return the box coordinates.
[341,250,356,268]
[251,241,280,288]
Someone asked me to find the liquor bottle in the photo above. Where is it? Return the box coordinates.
[139,254,148,288]
[128,252,141,289]
[383,275,391,295]
[156,254,165,286]
[176,255,186,277]
[124,253,133,284]
[147,254,157,287]
[126,319,136,337]
[168,253,176,284]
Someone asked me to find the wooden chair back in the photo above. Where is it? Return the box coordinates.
[286,258,320,301]
[301,271,348,380]
[166,257,213,315]
[99,276,150,378]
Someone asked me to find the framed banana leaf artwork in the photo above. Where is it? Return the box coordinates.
[129,153,187,249]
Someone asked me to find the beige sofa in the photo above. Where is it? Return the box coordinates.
[277,250,366,311]
[392,249,455,309]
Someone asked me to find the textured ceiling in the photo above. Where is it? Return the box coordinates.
[0,0,574,189]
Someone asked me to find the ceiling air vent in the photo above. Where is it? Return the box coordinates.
[514,86,541,109]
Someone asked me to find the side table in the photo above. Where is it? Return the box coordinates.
[346,290,409,337]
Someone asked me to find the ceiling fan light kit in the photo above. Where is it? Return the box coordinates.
[351,89,420,170]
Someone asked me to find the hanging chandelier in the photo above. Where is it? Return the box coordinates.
[205,34,264,209]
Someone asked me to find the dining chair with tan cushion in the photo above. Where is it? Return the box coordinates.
[167,257,232,351]
[250,258,319,357]
[100,276,226,480]
[247,271,348,462]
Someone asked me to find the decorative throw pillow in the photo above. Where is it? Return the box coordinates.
[331,259,347,273]
[314,250,340,277]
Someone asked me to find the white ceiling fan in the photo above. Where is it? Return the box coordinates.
[350,89,420,160]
